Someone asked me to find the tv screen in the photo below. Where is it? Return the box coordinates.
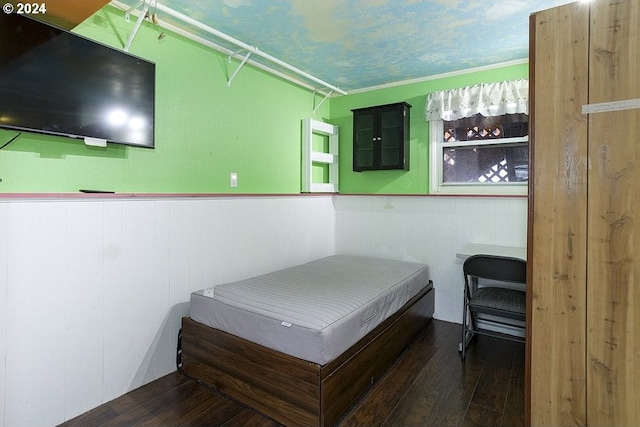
[0,13,155,148]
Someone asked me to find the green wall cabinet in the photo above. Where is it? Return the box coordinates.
[352,102,411,172]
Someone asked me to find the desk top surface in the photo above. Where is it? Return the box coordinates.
[456,243,526,260]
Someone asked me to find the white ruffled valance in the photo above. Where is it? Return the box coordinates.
[425,79,528,121]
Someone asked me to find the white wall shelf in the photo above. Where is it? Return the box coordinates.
[301,118,339,193]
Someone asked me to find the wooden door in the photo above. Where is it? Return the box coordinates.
[587,1,640,425]
[528,3,589,426]
[529,0,640,425]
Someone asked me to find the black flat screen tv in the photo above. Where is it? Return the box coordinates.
[0,12,155,148]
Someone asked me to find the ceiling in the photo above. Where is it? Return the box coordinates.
[112,0,576,93]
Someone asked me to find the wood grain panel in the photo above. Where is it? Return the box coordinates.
[180,318,321,427]
[587,0,640,425]
[13,0,110,29]
[528,3,589,426]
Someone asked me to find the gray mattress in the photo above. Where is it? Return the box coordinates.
[190,255,431,365]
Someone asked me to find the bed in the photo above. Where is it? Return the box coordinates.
[178,255,434,426]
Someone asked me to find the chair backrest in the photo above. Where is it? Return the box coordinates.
[463,254,526,284]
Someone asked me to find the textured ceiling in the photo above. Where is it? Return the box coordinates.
[114,0,577,92]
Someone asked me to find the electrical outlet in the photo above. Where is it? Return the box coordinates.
[230,172,238,188]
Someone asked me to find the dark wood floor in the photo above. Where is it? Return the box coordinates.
[59,320,524,427]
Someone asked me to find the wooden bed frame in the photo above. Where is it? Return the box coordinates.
[178,281,434,427]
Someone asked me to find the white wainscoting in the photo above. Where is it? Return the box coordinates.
[0,196,335,427]
[333,195,528,323]
[0,194,526,427]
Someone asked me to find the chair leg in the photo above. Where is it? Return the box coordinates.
[460,288,469,360]
[469,308,477,333]
[460,310,466,359]
[460,306,479,360]
[462,311,473,360]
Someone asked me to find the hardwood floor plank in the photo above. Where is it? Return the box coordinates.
[57,320,524,427]
[470,338,517,412]
[180,395,253,427]
[222,410,282,427]
[382,325,491,427]
[338,320,454,427]
[462,403,502,427]
[106,371,194,416]
[97,381,211,427]
[500,343,525,427]
[57,404,119,427]
[134,387,238,427]
[60,374,245,427]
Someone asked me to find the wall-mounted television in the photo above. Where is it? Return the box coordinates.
[0,12,155,148]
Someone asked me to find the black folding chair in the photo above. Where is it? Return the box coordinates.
[459,254,526,360]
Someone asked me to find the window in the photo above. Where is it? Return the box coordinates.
[426,80,528,195]
[439,113,528,186]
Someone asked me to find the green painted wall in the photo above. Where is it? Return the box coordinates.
[0,5,528,195]
[0,6,329,193]
[329,63,529,194]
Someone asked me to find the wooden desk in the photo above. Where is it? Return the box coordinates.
[456,243,526,261]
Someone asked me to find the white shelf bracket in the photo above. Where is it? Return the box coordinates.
[112,0,347,98]
[124,0,143,22]
[227,48,246,62]
[227,50,252,87]
[313,89,333,113]
[124,1,150,52]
